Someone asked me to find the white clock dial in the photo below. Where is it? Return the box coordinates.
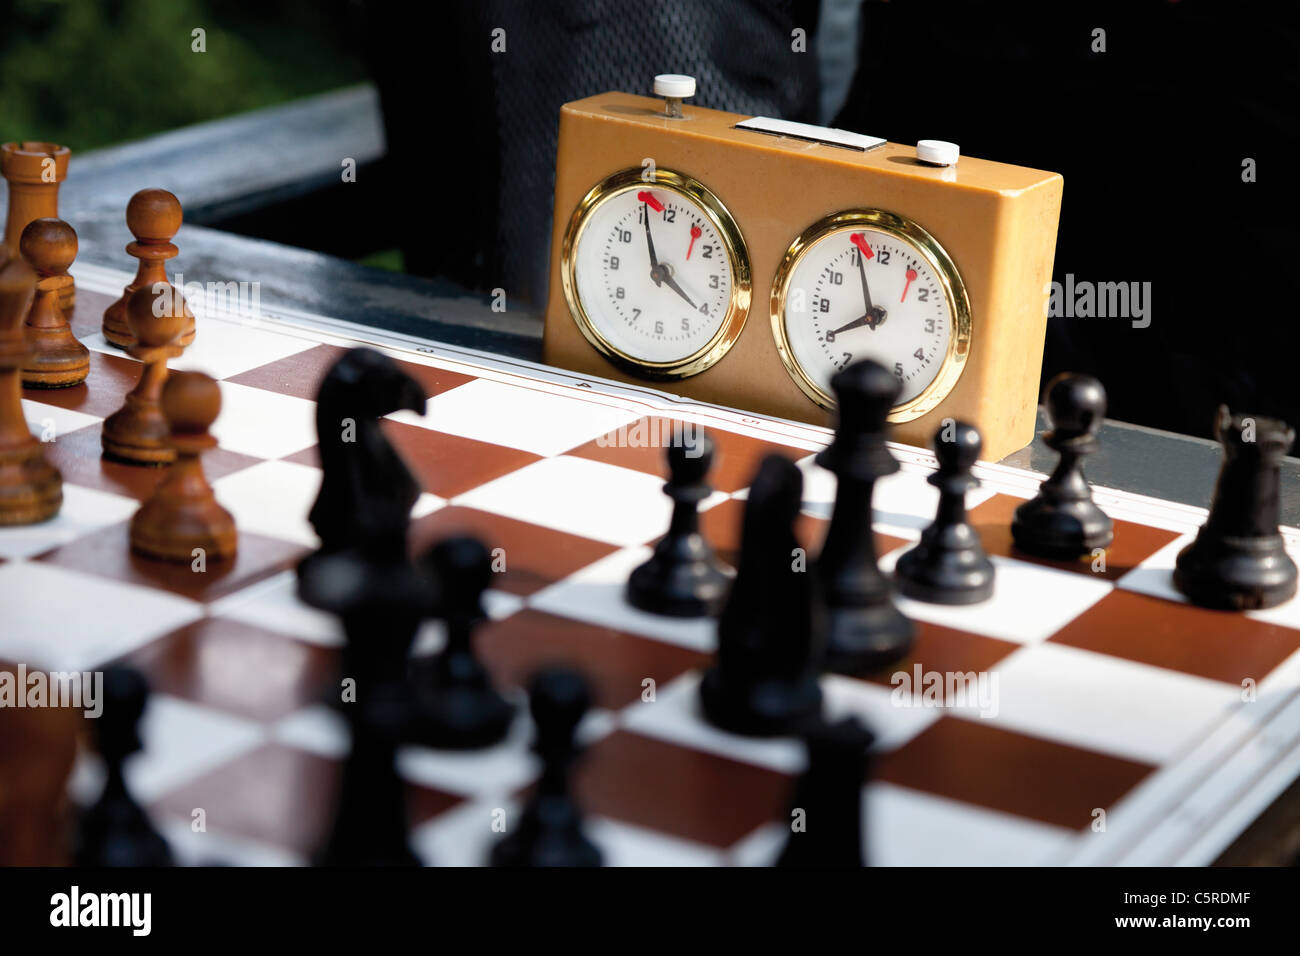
[564,170,750,377]
[773,211,969,418]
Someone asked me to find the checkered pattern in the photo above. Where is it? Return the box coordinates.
[6,265,1300,867]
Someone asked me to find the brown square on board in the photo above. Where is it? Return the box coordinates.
[565,416,812,493]
[476,610,709,710]
[852,621,1021,689]
[410,506,618,596]
[22,349,140,417]
[391,358,476,400]
[1048,588,1300,686]
[224,343,349,401]
[569,730,791,848]
[285,422,541,500]
[116,618,339,722]
[149,742,461,854]
[969,493,1181,581]
[698,497,900,568]
[35,521,307,603]
[875,717,1154,831]
[43,423,263,501]
[65,290,117,341]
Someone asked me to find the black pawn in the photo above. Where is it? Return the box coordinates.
[490,668,602,867]
[75,667,173,867]
[410,536,515,748]
[1174,407,1298,610]
[777,716,874,868]
[895,421,995,604]
[1011,373,1114,558]
[627,430,732,617]
[699,455,824,736]
[815,360,914,674]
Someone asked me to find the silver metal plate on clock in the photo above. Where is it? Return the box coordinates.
[734,117,886,152]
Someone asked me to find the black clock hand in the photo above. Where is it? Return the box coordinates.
[855,240,875,314]
[643,210,659,272]
[824,314,872,343]
[659,269,697,309]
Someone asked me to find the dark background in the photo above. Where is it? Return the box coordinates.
[3,0,1296,443]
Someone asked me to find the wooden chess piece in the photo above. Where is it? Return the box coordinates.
[101,284,187,465]
[699,455,824,736]
[130,370,237,563]
[102,189,195,349]
[0,253,62,524]
[490,668,603,867]
[626,430,733,618]
[1011,373,1114,559]
[895,421,996,604]
[776,716,874,868]
[0,696,79,865]
[19,218,88,388]
[410,536,515,749]
[74,667,174,866]
[2,141,74,313]
[1173,407,1298,610]
[815,360,914,674]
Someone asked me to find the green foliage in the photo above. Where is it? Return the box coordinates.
[0,0,365,151]
[356,248,405,273]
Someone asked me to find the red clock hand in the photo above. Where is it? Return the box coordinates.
[901,268,917,302]
[637,190,664,213]
[686,224,701,260]
[849,232,874,260]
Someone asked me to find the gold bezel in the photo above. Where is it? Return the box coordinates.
[560,167,751,380]
[769,209,972,422]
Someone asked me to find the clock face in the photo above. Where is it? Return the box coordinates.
[564,169,750,378]
[772,211,969,418]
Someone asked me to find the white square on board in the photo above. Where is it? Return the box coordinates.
[390,377,640,457]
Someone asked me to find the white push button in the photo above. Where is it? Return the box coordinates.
[916,140,959,166]
[653,74,697,98]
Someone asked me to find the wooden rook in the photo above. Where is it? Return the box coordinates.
[101,284,187,465]
[130,370,237,563]
[19,218,88,388]
[1,141,74,313]
[0,253,62,524]
[102,188,195,349]
[1173,407,1298,610]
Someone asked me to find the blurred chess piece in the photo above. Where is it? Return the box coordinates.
[777,716,874,868]
[409,536,515,749]
[490,668,603,867]
[0,252,62,524]
[1,141,73,313]
[102,188,195,349]
[75,667,174,867]
[816,360,914,673]
[0,683,79,865]
[19,218,88,388]
[700,455,824,736]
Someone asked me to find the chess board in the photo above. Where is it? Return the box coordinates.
[6,262,1300,867]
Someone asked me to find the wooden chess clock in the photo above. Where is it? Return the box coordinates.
[542,76,1063,460]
